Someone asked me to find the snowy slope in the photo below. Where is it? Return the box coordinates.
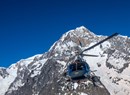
[0,54,44,95]
[84,42,130,95]
[0,65,17,95]
[0,26,130,95]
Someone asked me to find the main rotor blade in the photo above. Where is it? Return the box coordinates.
[81,54,99,57]
[81,33,119,54]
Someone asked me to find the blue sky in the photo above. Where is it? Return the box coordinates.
[0,0,130,67]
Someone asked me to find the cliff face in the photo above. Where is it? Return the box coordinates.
[1,26,130,95]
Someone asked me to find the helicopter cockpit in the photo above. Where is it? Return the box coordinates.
[67,59,90,80]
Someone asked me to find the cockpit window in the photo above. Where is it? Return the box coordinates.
[70,63,84,71]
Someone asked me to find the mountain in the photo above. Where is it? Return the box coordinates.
[0,26,130,95]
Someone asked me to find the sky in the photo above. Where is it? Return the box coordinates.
[0,0,130,67]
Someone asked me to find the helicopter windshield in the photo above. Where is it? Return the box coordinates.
[69,63,85,71]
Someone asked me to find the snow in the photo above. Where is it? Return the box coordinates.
[73,83,78,89]
[80,92,88,95]
[16,54,42,67]
[0,64,18,95]
[83,42,130,95]
[107,54,126,69]
[119,34,128,39]
[57,60,66,67]
[60,31,70,42]
[8,80,25,93]
[0,67,6,69]
[0,54,44,95]
[67,41,77,47]
[30,58,48,77]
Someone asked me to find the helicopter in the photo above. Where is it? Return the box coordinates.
[64,33,119,84]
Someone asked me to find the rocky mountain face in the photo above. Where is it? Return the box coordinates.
[0,26,130,95]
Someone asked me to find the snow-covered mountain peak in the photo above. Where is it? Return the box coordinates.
[74,26,96,36]
[69,26,96,38]
[50,26,98,56]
